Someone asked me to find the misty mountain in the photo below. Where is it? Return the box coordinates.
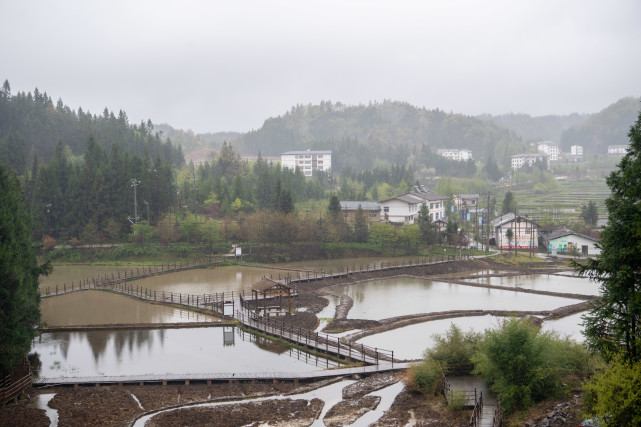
[560,97,640,154]
[232,100,526,172]
[476,112,590,142]
[154,123,240,164]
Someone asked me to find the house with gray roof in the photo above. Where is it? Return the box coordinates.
[339,201,381,224]
[544,227,601,256]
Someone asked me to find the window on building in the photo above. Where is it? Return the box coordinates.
[384,207,389,213]
[369,213,377,218]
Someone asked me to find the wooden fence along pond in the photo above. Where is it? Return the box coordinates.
[32,254,465,390]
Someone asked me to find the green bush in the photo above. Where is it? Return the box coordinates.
[582,355,641,426]
[408,358,444,394]
[426,324,480,375]
[473,317,589,415]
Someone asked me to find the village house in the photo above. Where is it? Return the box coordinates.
[607,145,628,157]
[379,193,424,224]
[490,213,539,250]
[379,187,447,225]
[452,194,479,220]
[544,227,601,256]
[339,201,381,224]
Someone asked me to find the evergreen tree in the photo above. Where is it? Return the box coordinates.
[580,200,599,227]
[575,109,641,363]
[502,191,517,214]
[0,164,47,377]
[353,205,369,243]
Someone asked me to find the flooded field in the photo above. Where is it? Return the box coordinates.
[541,311,587,342]
[329,277,583,320]
[357,315,506,360]
[31,327,339,379]
[41,291,218,326]
[462,273,600,296]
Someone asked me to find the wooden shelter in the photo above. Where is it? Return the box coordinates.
[249,278,296,317]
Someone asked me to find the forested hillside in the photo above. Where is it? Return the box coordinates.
[0,80,184,175]
[234,101,526,172]
[560,97,640,154]
[477,112,589,142]
[0,80,183,242]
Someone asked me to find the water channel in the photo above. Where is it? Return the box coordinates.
[31,326,339,380]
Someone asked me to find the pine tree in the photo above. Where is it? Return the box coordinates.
[575,109,641,362]
[0,164,46,377]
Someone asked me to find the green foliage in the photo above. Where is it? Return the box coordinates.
[408,358,445,394]
[574,109,641,363]
[368,222,398,248]
[502,191,517,214]
[473,318,589,415]
[582,355,641,426]
[581,200,599,227]
[426,324,480,375]
[0,164,42,377]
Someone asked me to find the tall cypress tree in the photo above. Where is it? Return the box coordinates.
[0,164,44,377]
[575,109,641,363]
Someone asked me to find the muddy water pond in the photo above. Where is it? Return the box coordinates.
[41,291,218,326]
[329,277,583,320]
[31,327,339,379]
[462,273,600,296]
[39,264,148,292]
[127,265,292,295]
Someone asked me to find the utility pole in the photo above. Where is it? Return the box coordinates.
[131,178,140,223]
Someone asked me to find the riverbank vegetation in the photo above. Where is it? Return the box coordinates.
[408,319,592,417]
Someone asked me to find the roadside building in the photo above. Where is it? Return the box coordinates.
[452,194,479,221]
[490,213,539,250]
[544,227,601,256]
[339,201,381,224]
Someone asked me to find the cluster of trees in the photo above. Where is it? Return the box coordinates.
[0,80,183,176]
[24,138,175,243]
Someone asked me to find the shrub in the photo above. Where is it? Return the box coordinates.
[582,355,641,426]
[406,358,444,394]
[42,234,57,251]
[473,317,589,415]
[427,324,480,375]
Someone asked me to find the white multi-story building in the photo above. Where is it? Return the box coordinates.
[537,141,561,161]
[510,153,549,170]
[570,145,583,156]
[608,145,628,157]
[436,149,473,161]
[281,150,332,177]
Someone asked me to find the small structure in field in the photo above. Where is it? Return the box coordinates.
[247,278,297,317]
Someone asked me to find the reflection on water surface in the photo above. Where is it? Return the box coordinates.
[32,327,339,379]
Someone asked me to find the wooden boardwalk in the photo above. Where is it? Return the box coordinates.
[445,375,499,427]
[33,362,410,387]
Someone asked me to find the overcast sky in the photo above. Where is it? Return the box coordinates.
[1,0,640,133]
